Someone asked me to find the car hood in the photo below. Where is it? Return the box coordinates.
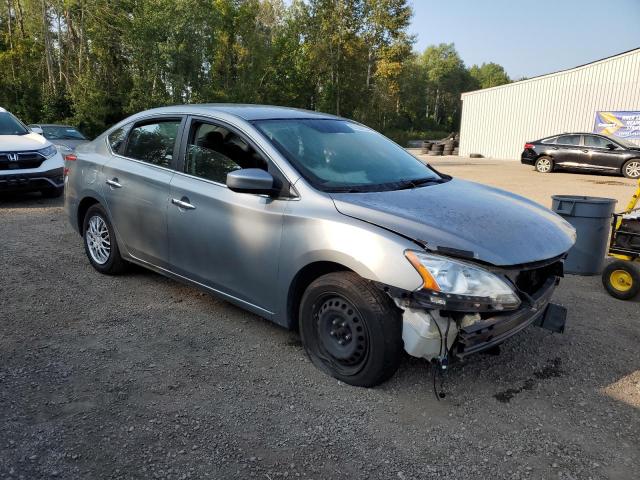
[330,178,576,266]
[0,132,49,151]
[51,139,89,152]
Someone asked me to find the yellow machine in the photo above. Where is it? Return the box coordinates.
[602,179,640,300]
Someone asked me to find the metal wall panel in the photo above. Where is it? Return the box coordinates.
[459,49,640,159]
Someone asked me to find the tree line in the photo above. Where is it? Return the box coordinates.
[0,0,511,143]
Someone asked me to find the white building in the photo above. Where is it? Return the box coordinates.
[459,48,640,159]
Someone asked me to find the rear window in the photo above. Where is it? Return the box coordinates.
[556,135,581,146]
[123,119,181,168]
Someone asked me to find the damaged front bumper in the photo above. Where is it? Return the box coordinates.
[382,258,567,361]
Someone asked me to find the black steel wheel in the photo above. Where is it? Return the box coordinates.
[299,272,403,387]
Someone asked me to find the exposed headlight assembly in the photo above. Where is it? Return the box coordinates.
[38,145,58,158]
[405,251,521,312]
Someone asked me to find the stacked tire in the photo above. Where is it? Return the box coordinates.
[421,141,433,154]
[428,143,444,156]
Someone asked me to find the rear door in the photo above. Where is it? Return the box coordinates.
[553,134,584,168]
[102,116,185,268]
[167,116,290,315]
[583,134,624,171]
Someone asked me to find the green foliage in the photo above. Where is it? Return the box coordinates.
[469,62,511,89]
[0,1,509,139]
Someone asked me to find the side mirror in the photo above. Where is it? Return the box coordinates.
[226,168,275,195]
[30,126,43,135]
[606,143,617,150]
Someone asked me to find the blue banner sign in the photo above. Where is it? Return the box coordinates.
[593,111,640,139]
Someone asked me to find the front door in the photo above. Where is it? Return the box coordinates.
[167,117,288,315]
[102,117,183,267]
[583,134,623,171]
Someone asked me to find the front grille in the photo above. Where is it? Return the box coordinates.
[514,261,563,295]
[0,151,46,171]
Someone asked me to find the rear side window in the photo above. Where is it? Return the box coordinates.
[584,135,610,148]
[124,119,181,168]
[108,125,129,153]
[541,137,557,144]
[556,134,581,146]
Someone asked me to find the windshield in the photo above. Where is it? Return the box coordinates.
[41,125,87,140]
[253,119,442,192]
[0,112,29,136]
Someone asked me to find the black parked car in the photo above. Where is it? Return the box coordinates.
[521,133,640,179]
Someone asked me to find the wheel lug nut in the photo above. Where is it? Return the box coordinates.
[341,322,347,327]
[338,340,344,345]
[345,334,351,341]
[329,330,336,336]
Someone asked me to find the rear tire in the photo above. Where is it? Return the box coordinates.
[41,186,63,198]
[82,204,127,275]
[299,272,403,387]
[602,260,640,300]
[622,159,640,179]
[535,156,554,173]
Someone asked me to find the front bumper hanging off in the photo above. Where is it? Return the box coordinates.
[382,264,567,361]
[452,278,566,359]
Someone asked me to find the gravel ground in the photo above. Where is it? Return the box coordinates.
[1,161,639,480]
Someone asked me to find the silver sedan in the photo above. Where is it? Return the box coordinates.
[64,105,575,387]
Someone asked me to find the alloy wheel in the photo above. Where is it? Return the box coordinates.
[86,215,111,265]
[536,158,551,173]
[625,161,640,179]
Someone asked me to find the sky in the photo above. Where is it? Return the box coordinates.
[407,0,640,79]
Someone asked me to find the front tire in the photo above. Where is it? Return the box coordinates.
[602,260,640,300]
[299,272,403,387]
[83,204,127,275]
[535,156,554,173]
[622,159,640,179]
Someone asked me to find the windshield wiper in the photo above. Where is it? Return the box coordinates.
[395,177,445,190]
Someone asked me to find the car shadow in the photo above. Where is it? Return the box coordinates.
[0,191,63,208]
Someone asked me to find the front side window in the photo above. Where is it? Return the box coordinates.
[557,134,581,146]
[124,119,181,167]
[253,119,441,192]
[0,112,29,136]
[184,121,267,183]
[584,135,611,149]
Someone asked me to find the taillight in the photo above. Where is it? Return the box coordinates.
[64,154,76,177]
[524,143,535,150]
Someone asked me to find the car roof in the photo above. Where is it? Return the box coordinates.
[134,104,341,121]
[0,107,7,113]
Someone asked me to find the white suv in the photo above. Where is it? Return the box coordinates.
[0,107,64,197]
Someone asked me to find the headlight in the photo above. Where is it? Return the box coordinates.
[405,251,521,311]
[38,145,58,158]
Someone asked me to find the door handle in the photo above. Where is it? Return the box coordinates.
[171,197,196,210]
[106,178,122,188]
[551,146,559,150]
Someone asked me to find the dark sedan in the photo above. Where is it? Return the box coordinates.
[28,123,89,153]
[521,133,640,179]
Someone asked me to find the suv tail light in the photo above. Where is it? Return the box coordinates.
[524,143,535,150]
